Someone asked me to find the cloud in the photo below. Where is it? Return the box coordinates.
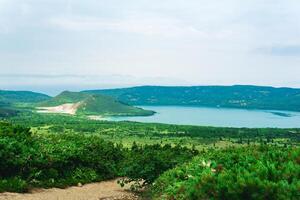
[1,0,300,91]
[48,15,197,37]
[48,15,234,39]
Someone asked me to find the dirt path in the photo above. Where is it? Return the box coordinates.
[0,179,139,200]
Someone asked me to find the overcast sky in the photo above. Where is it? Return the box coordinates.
[0,0,300,95]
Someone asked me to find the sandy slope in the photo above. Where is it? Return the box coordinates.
[0,179,138,200]
[36,102,82,115]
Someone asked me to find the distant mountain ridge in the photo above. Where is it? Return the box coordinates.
[0,90,50,104]
[38,91,154,116]
[83,85,300,112]
[0,90,50,117]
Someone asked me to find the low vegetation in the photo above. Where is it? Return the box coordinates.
[151,146,300,200]
[0,108,299,199]
[0,122,196,193]
[10,112,300,148]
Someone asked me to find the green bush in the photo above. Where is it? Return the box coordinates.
[0,122,125,192]
[151,146,300,200]
[0,177,27,193]
[0,122,197,193]
[119,143,198,190]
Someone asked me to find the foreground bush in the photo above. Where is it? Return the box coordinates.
[119,142,198,190]
[0,122,125,192]
[151,146,300,200]
[0,122,198,193]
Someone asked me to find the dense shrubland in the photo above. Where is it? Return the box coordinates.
[1,113,300,199]
[151,145,300,200]
[0,122,124,192]
[119,142,198,190]
[0,122,196,192]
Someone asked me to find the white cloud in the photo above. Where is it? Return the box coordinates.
[1,0,300,92]
[48,15,235,39]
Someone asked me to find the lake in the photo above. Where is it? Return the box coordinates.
[108,106,300,128]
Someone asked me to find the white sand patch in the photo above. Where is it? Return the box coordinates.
[36,102,82,115]
[88,115,108,121]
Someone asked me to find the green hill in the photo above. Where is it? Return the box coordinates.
[0,90,50,104]
[83,85,300,112]
[38,91,90,107]
[38,91,155,116]
[0,90,50,117]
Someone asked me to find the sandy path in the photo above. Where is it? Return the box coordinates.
[0,179,139,200]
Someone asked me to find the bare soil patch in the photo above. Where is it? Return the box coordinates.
[0,179,139,200]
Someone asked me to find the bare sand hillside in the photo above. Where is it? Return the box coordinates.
[36,102,82,115]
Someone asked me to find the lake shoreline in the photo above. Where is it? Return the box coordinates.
[107,105,300,128]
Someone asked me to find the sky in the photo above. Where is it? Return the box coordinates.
[0,0,300,95]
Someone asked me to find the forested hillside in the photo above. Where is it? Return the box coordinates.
[0,90,49,118]
[0,90,50,104]
[84,85,300,111]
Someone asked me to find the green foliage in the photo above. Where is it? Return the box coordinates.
[2,113,300,199]
[0,121,197,193]
[0,177,27,193]
[84,85,300,112]
[0,122,125,192]
[151,146,300,200]
[0,108,18,118]
[0,90,50,104]
[118,143,198,190]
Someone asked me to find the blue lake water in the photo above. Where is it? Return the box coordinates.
[109,106,300,128]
